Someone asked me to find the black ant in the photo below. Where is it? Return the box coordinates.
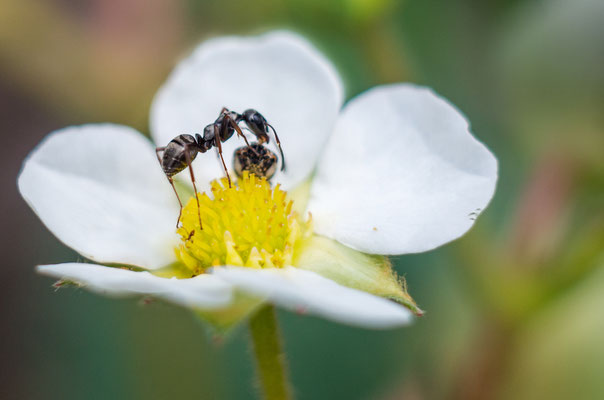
[156,107,285,228]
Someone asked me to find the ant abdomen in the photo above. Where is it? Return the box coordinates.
[161,134,200,177]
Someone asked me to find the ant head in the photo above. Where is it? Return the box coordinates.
[243,109,269,133]
[242,109,271,145]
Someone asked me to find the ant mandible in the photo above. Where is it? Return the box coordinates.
[155,107,285,228]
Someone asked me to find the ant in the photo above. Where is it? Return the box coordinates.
[156,107,285,228]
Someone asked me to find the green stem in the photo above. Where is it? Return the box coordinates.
[249,305,292,400]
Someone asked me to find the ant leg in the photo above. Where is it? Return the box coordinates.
[156,147,184,228]
[226,116,253,147]
[225,116,262,157]
[219,108,258,154]
[155,146,166,165]
[183,144,203,230]
[167,176,184,228]
[267,124,286,171]
[214,128,232,187]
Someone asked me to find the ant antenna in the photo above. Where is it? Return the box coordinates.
[183,145,203,229]
[267,123,286,171]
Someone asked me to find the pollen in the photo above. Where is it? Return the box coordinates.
[175,172,312,276]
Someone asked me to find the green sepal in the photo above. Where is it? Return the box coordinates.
[151,262,195,278]
[294,235,423,316]
[194,293,265,335]
[152,262,266,334]
[52,279,82,289]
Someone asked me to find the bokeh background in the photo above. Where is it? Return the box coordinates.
[2,0,603,399]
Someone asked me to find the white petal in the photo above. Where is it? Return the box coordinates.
[308,84,498,254]
[150,31,343,190]
[38,263,233,309]
[18,125,180,269]
[213,266,412,329]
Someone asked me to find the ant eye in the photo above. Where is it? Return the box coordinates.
[244,109,263,123]
[251,113,267,128]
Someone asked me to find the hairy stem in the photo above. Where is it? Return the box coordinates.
[249,305,292,400]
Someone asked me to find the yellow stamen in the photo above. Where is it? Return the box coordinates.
[176,172,311,275]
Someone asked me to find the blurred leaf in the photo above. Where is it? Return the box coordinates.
[497,0,604,163]
[499,263,604,400]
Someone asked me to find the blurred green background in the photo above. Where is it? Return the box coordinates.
[2,0,603,399]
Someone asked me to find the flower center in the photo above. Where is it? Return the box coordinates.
[175,172,311,276]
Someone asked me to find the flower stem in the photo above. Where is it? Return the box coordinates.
[249,305,292,400]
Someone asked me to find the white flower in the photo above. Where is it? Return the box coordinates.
[18,31,497,330]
